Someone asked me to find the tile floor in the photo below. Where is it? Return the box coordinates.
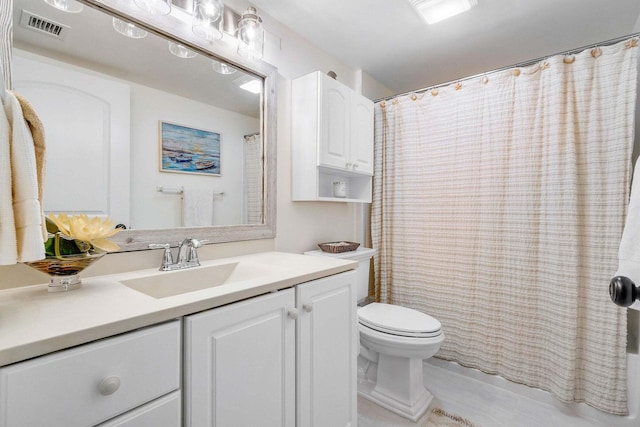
[358,361,609,427]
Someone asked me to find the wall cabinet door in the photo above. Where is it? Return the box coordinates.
[296,271,358,427]
[319,76,351,170]
[184,289,296,427]
[350,92,374,175]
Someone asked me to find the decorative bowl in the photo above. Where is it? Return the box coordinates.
[24,251,106,292]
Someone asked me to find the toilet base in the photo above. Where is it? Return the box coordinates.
[357,354,434,422]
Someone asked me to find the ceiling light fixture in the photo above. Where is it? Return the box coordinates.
[408,0,477,24]
[212,59,237,74]
[43,0,84,13]
[168,41,197,58]
[112,17,148,39]
[234,75,262,94]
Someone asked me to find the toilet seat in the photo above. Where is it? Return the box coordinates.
[358,303,442,338]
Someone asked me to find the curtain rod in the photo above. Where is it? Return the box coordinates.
[375,31,640,103]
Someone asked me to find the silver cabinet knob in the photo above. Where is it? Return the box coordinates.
[98,376,121,396]
[303,304,313,312]
[287,309,299,320]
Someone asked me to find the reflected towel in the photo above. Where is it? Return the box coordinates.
[617,158,640,310]
[182,188,214,227]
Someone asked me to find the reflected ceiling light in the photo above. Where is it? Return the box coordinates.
[112,18,148,39]
[212,59,237,75]
[192,0,224,41]
[408,0,477,24]
[43,0,84,13]
[234,75,261,94]
[134,0,172,16]
[236,7,264,60]
[168,41,197,58]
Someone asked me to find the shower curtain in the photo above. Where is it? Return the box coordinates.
[243,133,263,224]
[372,38,638,415]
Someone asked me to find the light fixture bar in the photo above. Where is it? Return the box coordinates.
[409,0,477,24]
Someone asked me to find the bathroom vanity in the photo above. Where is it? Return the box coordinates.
[0,252,358,427]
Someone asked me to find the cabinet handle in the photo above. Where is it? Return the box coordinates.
[353,163,359,169]
[346,162,352,168]
[287,309,299,320]
[303,304,313,312]
[98,376,121,396]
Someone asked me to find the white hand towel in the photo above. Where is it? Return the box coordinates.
[616,158,640,310]
[0,92,17,265]
[3,91,44,263]
[182,187,214,227]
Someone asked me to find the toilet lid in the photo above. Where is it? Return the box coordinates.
[358,303,442,338]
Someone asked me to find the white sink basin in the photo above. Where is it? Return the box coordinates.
[121,261,277,299]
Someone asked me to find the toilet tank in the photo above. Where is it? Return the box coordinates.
[304,247,376,303]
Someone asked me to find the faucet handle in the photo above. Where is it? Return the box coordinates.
[148,243,174,271]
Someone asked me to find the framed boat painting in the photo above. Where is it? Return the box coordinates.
[159,121,221,176]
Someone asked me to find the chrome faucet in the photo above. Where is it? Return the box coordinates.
[149,237,206,271]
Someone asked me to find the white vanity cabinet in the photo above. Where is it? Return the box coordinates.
[296,271,358,427]
[184,288,296,427]
[292,71,374,202]
[0,321,181,427]
[184,270,357,427]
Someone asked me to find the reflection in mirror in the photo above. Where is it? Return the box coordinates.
[12,0,266,235]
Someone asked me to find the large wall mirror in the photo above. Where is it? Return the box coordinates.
[10,0,277,251]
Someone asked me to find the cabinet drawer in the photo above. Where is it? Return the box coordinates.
[0,320,181,427]
[97,391,181,427]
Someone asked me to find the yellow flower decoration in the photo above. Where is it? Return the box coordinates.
[48,213,122,252]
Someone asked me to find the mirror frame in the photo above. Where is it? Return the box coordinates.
[9,0,277,251]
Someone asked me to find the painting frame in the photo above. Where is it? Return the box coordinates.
[159,121,221,176]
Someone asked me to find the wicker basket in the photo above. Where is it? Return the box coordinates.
[317,241,360,253]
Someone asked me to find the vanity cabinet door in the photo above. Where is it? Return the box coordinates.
[184,289,296,427]
[0,321,180,427]
[296,270,358,427]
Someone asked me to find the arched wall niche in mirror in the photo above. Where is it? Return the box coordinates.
[8,0,277,252]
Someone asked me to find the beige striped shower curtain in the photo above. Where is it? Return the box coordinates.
[372,38,638,415]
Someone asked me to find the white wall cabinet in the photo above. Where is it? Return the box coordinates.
[0,321,181,427]
[292,71,374,202]
[184,270,357,427]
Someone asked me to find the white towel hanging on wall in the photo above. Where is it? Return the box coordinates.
[182,187,215,227]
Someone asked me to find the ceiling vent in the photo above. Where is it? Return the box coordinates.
[19,10,70,40]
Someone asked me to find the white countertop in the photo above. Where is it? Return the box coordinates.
[0,251,356,367]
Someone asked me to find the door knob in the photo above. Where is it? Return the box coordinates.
[609,276,639,307]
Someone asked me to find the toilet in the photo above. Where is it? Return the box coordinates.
[305,247,444,421]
